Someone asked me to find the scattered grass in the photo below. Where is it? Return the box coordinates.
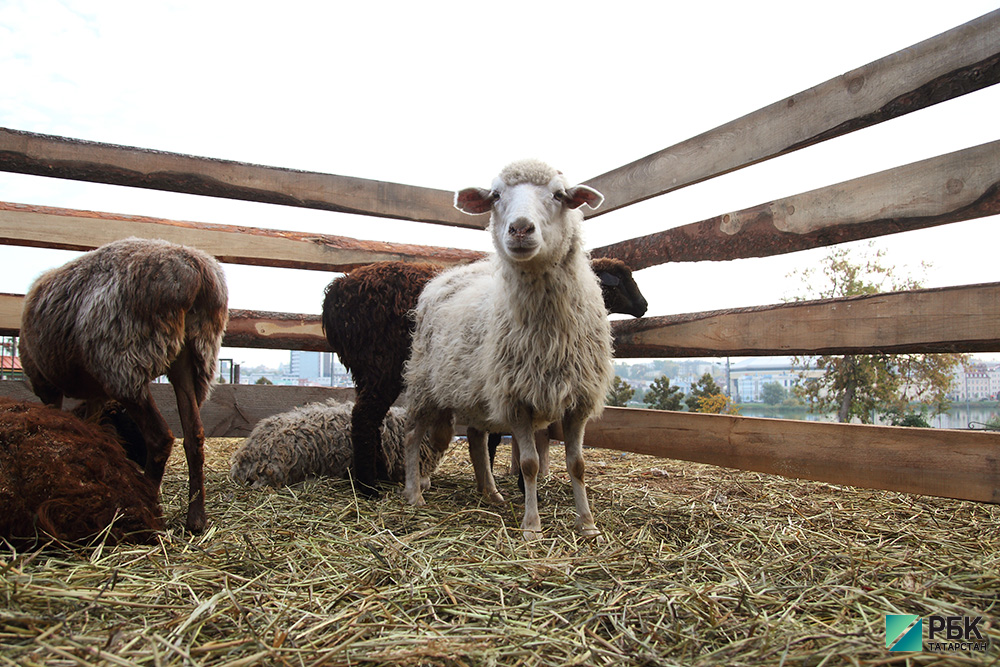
[2,438,998,665]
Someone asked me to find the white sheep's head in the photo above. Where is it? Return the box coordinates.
[454,159,604,265]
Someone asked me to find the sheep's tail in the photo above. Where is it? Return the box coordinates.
[184,254,229,404]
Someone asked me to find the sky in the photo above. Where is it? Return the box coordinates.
[1,0,998,368]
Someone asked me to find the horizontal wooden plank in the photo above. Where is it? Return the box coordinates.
[585,406,1000,504]
[592,141,1000,268]
[5,283,999,356]
[0,127,482,229]
[4,378,997,504]
[0,380,357,438]
[224,309,328,351]
[610,282,1000,357]
[584,9,1000,216]
[0,201,484,272]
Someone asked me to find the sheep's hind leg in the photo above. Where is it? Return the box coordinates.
[514,422,543,540]
[121,389,175,487]
[562,411,601,540]
[467,427,504,504]
[350,390,393,498]
[167,347,208,534]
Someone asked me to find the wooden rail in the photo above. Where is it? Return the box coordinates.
[587,407,1000,504]
[592,141,1000,268]
[583,9,1000,217]
[0,127,481,229]
[0,201,484,271]
[4,284,998,357]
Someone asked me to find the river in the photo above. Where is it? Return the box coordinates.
[736,404,1000,430]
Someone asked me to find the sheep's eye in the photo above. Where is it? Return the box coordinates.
[489,190,501,201]
[553,190,568,203]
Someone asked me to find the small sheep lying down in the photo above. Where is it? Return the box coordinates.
[229,400,444,489]
[0,398,164,549]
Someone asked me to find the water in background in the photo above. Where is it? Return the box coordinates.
[737,404,1000,430]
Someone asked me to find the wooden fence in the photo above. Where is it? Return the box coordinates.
[0,10,998,504]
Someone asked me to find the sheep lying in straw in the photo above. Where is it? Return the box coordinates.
[322,256,646,497]
[229,400,444,489]
[0,398,164,549]
[19,237,229,533]
[402,159,614,540]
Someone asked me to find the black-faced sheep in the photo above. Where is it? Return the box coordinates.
[402,159,614,540]
[0,398,164,549]
[322,256,645,497]
[19,237,229,533]
[229,400,444,489]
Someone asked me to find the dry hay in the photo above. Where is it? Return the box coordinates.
[1,435,998,666]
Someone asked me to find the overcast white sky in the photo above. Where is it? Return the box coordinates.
[1,1,998,368]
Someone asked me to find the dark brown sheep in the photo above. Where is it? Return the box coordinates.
[321,257,646,497]
[19,237,228,533]
[0,398,164,549]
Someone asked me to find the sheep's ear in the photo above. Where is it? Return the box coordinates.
[563,185,604,210]
[455,187,495,215]
[598,271,621,287]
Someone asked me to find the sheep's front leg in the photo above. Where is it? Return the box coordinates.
[562,410,600,540]
[514,422,543,540]
[402,421,430,506]
[467,426,504,504]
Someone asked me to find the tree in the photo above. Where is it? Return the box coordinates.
[644,376,684,410]
[790,244,967,423]
[255,376,273,385]
[684,372,723,412]
[606,376,634,407]
[760,381,787,406]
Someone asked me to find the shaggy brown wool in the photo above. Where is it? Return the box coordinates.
[0,398,164,549]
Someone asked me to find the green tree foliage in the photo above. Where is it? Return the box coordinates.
[255,376,274,385]
[684,372,723,412]
[760,382,787,406]
[606,376,635,407]
[643,376,684,411]
[790,244,967,423]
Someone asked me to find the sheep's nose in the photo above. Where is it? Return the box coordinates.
[509,218,535,239]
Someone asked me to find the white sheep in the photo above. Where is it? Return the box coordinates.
[229,400,445,489]
[402,159,614,540]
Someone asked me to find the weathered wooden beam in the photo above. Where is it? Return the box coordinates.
[0,127,482,229]
[5,284,999,356]
[0,201,484,271]
[584,9,1000,217]
[585,407,1000,504]
[592,141,1000,268]
[611,282,1000,358]
[0,380,357,438]
[223,309,328,351]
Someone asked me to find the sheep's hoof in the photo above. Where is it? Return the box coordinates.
[356,481,383,500]
[485,490,505,505]
[402,489,426,507]
[522,529,543,541]
[419,476,432,491]
[185,511,207,535]
[577,524,603,542]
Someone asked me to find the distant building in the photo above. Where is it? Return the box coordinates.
[728,356,819,403]
[288,350,352,386]
[952,363,1000,401]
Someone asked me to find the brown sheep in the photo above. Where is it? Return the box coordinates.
[0,398,164,549]
[19,237,228,533]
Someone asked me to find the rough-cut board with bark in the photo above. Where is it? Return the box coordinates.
[583,10,1000,216]
[3,285,1000,356]
[591,141,1000,268]
[0,127,481,229]
[585,407,1000,505]
[0,201,484,272]
[610,282,1000,358]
